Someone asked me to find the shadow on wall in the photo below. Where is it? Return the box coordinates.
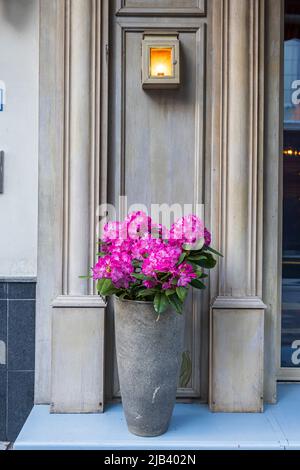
[0,0,35,30]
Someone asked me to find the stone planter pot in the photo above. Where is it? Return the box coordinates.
[114,296,185,437]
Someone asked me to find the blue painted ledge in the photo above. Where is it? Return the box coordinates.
[14,384,300,450]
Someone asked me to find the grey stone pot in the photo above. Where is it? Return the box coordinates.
[114,296,185,437]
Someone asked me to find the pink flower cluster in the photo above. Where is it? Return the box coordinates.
[141,243,195,288]
[92,251,134,289]
[170,214,205,244]
[92,211,212,290]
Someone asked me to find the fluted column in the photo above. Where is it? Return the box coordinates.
[53,0,109,300]
[50,0,109,412]
[210,0,266,412]
[213,0,265,304]
[64,0,92,295]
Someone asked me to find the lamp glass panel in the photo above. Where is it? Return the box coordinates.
[150,47,173,78]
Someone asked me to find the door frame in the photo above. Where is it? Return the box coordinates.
[262,0,300,385]
[277,1,300,382]
[36,0,288,406]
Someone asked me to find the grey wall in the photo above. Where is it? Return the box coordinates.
[0,0,39,277]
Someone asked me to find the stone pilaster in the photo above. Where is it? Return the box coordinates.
[50,0,109,412]
[61,0,108,299]
[210,0,266,411]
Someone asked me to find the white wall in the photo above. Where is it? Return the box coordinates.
[0,0,39,277]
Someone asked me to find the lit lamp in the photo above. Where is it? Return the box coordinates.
[142,32,180,89]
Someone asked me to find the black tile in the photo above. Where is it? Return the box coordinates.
[8,301,35,371]
[0,301,7,370]
[8,283,36,300]
[7,371,34,441]
[0,370,7,441]
[0,283,7,299]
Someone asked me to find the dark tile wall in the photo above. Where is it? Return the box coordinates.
[0,282,36,442]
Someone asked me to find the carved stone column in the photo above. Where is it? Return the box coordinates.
[49,0,109,412]
[63,0,92,297]
[210,0,266,412]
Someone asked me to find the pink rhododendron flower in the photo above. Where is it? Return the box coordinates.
[92,256,112,280]
[204,228,211,246]
[143,280,158,289]
[170,215,204,244]
[125,211,152,239]
[102,221,122,242]
[162,281,173,290]
[131,237,163,261]
[177,263,197,287]
[141,244,182,278]
[93,251,134,289]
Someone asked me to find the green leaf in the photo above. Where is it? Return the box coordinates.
[188,254,207,261]
[96,278,106,292]
[104,287,120,296]
[198,272,208,279]
[203,255,217,269]
[155,272,170,281]
[190,253,217,269]
[97,278,118,296]
[177,252,186,266]
[168,294,183,314]
[132,259,141,267]
[190,279,206,290]
[183,238,205,251]
[176,286,189,303]
[131,273,150,280]
[118,292,130,301]
[206,246,224,257]
[136,288,158,298]
[154,293,169,315]
[79,275,93,279]
[165,289,176,297]
[186,260,202,271]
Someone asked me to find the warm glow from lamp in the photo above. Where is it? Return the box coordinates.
[283,148,300,156]
[150,48,173,78]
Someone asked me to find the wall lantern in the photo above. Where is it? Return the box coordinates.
[142,32,180,90]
